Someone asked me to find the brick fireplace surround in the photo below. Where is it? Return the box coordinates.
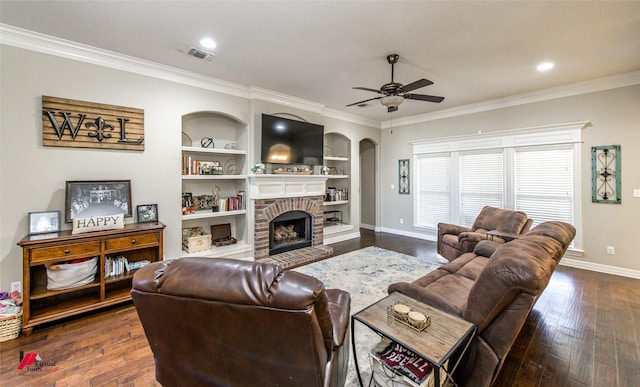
[250,175,333,265]
[253,196,324,260]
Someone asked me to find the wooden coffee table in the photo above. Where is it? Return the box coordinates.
[352,292,476,387]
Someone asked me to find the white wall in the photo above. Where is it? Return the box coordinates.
[380,85,640,272]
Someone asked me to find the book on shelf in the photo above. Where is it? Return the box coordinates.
[104,255,150,278]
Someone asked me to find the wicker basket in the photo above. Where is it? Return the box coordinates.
[0,309,22,342]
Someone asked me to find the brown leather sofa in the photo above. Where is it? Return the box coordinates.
[131,257,351,387]
[437,206,532,261]
[390,221,576,387]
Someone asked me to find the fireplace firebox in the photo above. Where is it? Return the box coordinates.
[269,210,312,255]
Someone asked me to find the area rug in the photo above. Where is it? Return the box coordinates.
[294,246,444,387]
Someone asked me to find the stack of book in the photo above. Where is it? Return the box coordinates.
[104,255,150,278]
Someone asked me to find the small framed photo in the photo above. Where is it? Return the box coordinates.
[136,204,158,223]
[28,211,61,235]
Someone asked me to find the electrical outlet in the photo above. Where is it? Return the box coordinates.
[10,281,22,293]
[606,246,615,255]
[391,184,395,190]
[399,218,404,224]
[633,188,640,198]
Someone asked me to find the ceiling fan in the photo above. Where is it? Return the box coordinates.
[346,54,444,113]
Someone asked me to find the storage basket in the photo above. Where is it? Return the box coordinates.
[0,309,23,342]
[46,256,98,290]
[182,234,212,253]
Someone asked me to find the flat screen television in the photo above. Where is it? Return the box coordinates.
[260,114,324,165]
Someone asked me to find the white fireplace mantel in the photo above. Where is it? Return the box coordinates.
[249,174,328,200]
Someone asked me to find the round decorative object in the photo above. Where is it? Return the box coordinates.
[200,137,214,148]
[393,303,410,317]
[224,159,238,175]
[408,311,426,325]
[182,132,192,146]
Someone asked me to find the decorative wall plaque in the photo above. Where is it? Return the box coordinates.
[591,145,621,204]
[42,96,144,151]
[399,159,410,194]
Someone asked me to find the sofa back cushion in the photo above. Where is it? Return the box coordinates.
[471,206,529,234]
[463,221,576,331]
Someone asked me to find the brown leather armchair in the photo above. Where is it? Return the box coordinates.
[131,257,351,387]
[437,206,531,261]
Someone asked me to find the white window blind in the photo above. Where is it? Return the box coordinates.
[515,146,574,226]
[416,154,450,228]
[459,151,504,227]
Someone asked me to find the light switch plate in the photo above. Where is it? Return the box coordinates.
[633,188,640,198]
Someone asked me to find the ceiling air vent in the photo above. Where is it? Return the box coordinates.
[186,47,215,61]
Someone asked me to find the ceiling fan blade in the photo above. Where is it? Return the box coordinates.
[404,93,445,103]
[346,96,383,107]
[402,79,433,92]
[353,86,384,94]
[387,106,398,113]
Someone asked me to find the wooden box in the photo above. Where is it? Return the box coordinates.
[182,233,211,253]
[211,223,237,247]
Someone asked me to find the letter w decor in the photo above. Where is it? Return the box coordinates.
[42,96,144,151]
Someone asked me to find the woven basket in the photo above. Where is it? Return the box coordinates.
[0,309,22,342]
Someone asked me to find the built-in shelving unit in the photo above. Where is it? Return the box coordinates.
[181,112,252,258]
[323,133,354,239]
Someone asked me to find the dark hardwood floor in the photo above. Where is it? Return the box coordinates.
[1,229,638,386]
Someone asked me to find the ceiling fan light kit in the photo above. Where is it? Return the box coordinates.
[347,53,444,113]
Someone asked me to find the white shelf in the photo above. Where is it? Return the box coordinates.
[181,240,253,258]
[182,175,247,180]
[182,146,246,155]
[325,175,349,179]
[323,200,349,206]
[324,223,355,236]
[182,209,247,221]
[324,156,348,161]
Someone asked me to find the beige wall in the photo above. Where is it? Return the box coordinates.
[380,85,640,272]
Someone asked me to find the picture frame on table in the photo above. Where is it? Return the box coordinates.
[65,180,132,223]
[137,204,158,223]
[28,210,61,235]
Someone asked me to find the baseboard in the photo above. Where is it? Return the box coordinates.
[378,227,436,242]
[360,223,375,231]
[560,258,640,279]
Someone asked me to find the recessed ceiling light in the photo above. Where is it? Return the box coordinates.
[199,37,217,49]
[537,61,554,72]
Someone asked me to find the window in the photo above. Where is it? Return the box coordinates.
[415,154,450,228]
[411,121,587,249]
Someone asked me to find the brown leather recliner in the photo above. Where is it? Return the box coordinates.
[131,257,351,387]
[437,206,532,261]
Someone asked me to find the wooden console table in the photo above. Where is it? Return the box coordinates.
[18,222,165,335]
[352,292,476,387]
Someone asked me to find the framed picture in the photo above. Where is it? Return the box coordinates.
[399,159,410,194]
[28,210,61,235]
[65,180,132,223]
[136,204,158,223]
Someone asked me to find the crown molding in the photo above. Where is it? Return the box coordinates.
[321,107,380,128]
[382,70,640,129]
[0,23,249,99]
[247,86,325,113]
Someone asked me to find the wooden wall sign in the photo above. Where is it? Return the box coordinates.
[42,96,144,151]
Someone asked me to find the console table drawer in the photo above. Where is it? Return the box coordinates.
[30,241,101,264]
[105,232,159,251]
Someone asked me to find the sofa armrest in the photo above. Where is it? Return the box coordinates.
[458,231,490,253]
[438,222,471,236]
[325,289,351,349]
[387,284,462,316]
